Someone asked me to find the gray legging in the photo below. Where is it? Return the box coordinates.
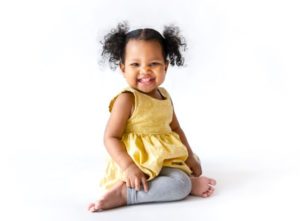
[127,167,192,205]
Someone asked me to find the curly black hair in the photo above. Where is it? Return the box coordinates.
[100,22,187,70]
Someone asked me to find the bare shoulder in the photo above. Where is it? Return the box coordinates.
[110,91,135,117]
[105,92,135,138]
[112,91,134,108]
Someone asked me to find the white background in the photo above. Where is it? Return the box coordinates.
[0,0,299,220]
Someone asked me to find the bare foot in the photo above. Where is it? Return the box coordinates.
[190,176,216,197]
[88,181,127,212]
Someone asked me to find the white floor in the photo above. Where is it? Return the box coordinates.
[2,146,299,221]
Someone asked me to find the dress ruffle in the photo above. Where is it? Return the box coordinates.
[100,132,192,190]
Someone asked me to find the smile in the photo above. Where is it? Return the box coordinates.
[137,77,155,84]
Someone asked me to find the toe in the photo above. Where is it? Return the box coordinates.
[207,190,214,197]
[201,193,208,198]
[209,179,217,186]
[88,200,104,212]
[88,203,95,212]
[94,201,103,212]
[207,187,215,196]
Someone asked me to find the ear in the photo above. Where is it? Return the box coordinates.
[119,63,125,74]
[165,61,169,72]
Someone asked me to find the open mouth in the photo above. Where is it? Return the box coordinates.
[137,77,155,84]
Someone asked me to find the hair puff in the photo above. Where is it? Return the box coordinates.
[163,25,187,66]
[100,22,129,70]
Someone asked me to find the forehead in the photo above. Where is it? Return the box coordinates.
[124,40,164,60]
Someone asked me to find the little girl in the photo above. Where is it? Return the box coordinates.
[88,22,216,212]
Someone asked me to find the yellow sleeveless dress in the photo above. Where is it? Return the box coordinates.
[100,87,192,190]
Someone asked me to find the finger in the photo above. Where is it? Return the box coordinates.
[141,177,148,192]
[194,169,201,177]
[192,167,201,177]
[130,179,135,189]
[194,163,202,176]
[127,178,133,189]
[135,178,141,191]
[199,166,202,175]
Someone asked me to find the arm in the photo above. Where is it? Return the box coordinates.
[104,92,148,191]
[170,109,202,176]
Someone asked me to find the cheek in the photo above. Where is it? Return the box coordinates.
[128,73,138,82]
[157,73,166,82]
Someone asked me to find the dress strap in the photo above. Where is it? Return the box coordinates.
[157,87,170,100]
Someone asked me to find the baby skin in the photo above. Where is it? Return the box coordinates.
[88,176,216,212]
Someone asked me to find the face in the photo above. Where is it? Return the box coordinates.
[120,40,169,97]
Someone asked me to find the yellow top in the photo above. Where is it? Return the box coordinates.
[100,87,192,190]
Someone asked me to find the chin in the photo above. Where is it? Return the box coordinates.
[140,87,157,92]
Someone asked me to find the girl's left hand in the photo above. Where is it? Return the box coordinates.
[186,155,202,177]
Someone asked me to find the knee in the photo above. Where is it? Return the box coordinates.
[172,171,192,200]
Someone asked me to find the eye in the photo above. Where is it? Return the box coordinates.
[130,63,139,67]
[150,62,159,67]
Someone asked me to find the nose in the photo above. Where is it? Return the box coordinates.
[140,65,151,75]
